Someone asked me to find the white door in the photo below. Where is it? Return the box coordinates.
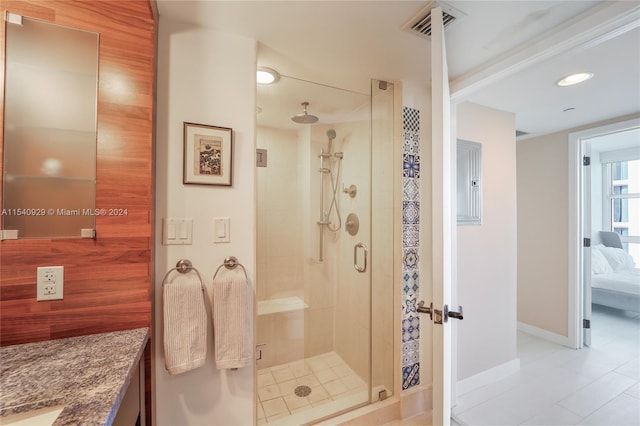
[430,7,455,426]
[583,142,592,346]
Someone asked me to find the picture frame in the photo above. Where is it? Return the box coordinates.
[183,122,233,186]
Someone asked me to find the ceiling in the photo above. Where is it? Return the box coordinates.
[157,0,640,140]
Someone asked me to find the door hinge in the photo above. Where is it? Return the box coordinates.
[583,156,591,166]
[584,238,591,247]
[256,344,266,361]
[583,319,591,329]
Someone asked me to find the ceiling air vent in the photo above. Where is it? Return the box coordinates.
[403,1,466,39]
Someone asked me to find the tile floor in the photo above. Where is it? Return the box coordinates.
[257,352,368,424]
[263,305,638,426]
[454,304,640,425]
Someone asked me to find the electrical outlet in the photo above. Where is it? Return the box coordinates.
[37,266,64,301]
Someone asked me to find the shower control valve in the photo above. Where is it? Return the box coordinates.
[343,184,357,198]
[345,213,359,236]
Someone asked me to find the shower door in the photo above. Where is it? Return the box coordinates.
[256,75,376,424]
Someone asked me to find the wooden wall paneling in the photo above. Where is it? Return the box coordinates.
[1,1,156,424]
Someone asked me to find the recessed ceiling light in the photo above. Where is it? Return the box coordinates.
[257,67,280,85]
[556,72,593,87]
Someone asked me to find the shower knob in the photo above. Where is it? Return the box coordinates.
[345,213,359,236]
[343,184,357,198]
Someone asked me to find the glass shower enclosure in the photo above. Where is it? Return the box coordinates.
[256,76,395,425]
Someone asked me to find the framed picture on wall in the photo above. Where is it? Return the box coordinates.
[183,122,233,186]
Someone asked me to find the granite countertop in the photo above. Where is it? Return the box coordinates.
[0,328,148,425]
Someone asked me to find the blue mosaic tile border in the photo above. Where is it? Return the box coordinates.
[401,106,420,390]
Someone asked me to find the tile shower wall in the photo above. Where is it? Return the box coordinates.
[402,106,421,390]
[257,127,306,368]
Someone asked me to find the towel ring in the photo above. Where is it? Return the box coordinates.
[161,259,206,291]
[213,256,248,282]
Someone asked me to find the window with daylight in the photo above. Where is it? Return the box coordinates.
[605,158,640,264]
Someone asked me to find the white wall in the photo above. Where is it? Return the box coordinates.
[517,130,569,337]
[155,19,257,426]
[456,102,517,381]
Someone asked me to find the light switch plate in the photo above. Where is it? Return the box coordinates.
[162,218,193,245]
[213,217,230,243]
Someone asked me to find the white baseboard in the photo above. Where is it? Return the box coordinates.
[517,321,572,347]
[456,358,520,396]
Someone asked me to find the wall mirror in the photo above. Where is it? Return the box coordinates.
[457,139,482,225]
[2,14,99,239]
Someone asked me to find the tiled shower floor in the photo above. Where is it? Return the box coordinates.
[257,352,368,424]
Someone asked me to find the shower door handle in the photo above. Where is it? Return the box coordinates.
[354,243,368,273]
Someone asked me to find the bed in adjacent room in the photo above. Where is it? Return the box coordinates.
[591,231,640,313]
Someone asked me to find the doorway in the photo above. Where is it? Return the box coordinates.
[570,119,640,349]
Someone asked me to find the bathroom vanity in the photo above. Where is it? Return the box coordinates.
[0,328,148,425]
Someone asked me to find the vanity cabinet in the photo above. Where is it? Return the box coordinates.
[114,359,145,426]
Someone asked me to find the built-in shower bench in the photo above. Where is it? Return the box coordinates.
[257,296,308,315]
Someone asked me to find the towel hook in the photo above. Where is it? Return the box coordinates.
[161,259,205,292]
[176,259,193,273]
[214,256,248,282]
[224,256,239,269]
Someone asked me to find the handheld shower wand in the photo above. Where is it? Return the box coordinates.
[317,129,343,260]
[326,128,337,152]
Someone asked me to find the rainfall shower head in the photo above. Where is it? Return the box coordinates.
[291,101,319,124]
[326,129,336,140]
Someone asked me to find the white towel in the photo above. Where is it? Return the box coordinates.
[163,278,207,375]
[209,269,252,369]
